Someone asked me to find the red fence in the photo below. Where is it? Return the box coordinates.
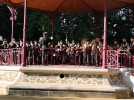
[0,48,22,65]
[0,48,133,68]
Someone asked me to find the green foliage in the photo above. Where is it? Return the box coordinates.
[27,11,50,40]
[0,4,134,43]
[0,5,11,41]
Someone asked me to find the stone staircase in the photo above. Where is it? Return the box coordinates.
[0,66,132,99]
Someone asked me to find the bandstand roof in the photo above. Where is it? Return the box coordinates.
[0,0,134,13]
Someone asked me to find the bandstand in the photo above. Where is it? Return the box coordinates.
[0,0,134,99]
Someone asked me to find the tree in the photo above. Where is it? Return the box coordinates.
[0,4,134,43]
[0,4,11,41]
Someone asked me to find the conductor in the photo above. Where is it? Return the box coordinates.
[39,32,49,65]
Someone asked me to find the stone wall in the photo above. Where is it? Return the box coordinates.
[0,70,20,83]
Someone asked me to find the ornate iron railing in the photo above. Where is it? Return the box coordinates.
[0,48,132,68]
[0,48,22,65]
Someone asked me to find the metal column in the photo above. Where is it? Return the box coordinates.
[102,1,108,68]
[22,0,27,66]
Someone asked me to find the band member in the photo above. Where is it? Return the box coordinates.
[2,39,9,49]
[82,41,88,65]
[91,40,100,66]
[0,36,3,49]
[9,38,18,64]
[28,41,34,65]
[120,38,129,66]
[129,38,134,55]
[33,41,40,64]
[75,43,82,65]
[39,32,50,65]
[1,39,9,64]
[120,38,129,50]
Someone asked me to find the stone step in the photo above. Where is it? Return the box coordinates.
[9,83,127,92]
[0,66,132,99]
[9,89,115,98]
[0,87,9,96]
[9,84,131,99]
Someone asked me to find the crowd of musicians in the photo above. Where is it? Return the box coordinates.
[0,32,134,66]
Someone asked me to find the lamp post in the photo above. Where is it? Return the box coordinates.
[50,15,56,43]
[63,18,68,43]
[7,6,16,41]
